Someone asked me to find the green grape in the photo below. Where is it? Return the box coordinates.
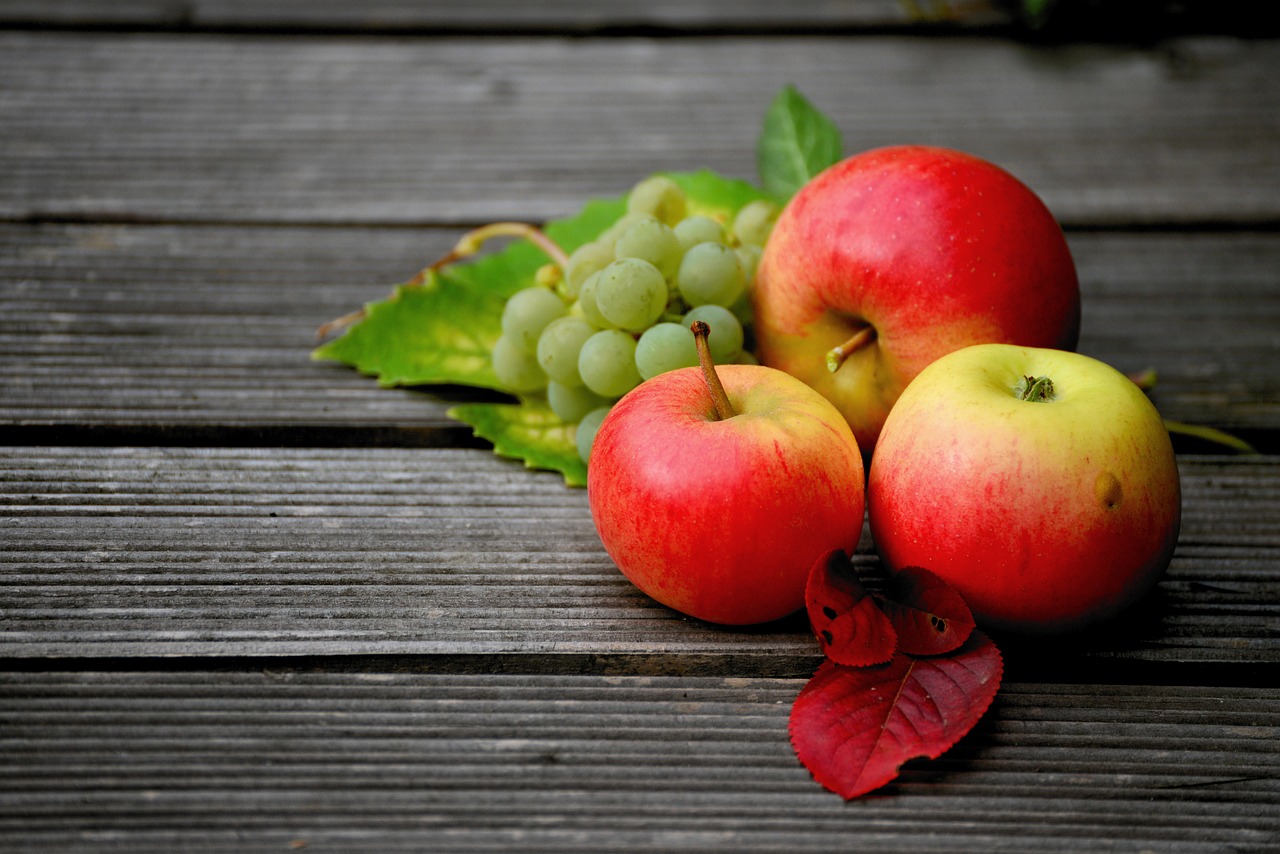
[677,242,746,308]
[728,289,754,327]
[684,304,744,363]
[575,406,612,464]
[595,258,668,332]
[731,199,779,247]
[735,349,760,366]
[634,322,699,380]
[534,263,561,290]
[548,380,612,423]
[673,215,726,251]
[578,329,643,397]
[614,216,682,280]
[491,333,548,392]
[563,241,616,298]
[502,286,567,353]
[627,175,687,226]
[735,243,763,281]
[577,271,617,330]
[599,211,649,246]
[536,316,595,387]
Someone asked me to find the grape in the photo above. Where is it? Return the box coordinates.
[627,175,687,225]
[673,215,726,251]
[563,241,615,298]
[614,216,682,279]
[595,258,668,332]
[599,212,649,246]
[684,304,744,363]
[735,243,763,281]
[578,329,643,397]
[735,349,760,366]
[635,322,699,380]
[502,287,567,353]
[491,334,548,392]
[548,381,612,423]
[677,242,746,308]
[731,199,779,247]
[575,406,612,464]
[536,316,595,387]
[534,263,561,290]
[728,290,754,326]
[577,272,617,330]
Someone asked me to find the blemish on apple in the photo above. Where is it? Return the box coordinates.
[1095,471,1123,510]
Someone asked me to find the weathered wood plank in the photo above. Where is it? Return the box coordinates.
[0,0,969,31]
[1,447,1276,668]
[1,671,1276,853]
[3,225,1277,443]
[2,32,1277,226]
[0,224,480,440]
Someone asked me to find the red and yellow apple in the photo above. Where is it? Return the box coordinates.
[753,145,1081,453]
[867,343,1181,634]
[587,324,865,626]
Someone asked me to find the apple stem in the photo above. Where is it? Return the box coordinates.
[691,320,737,421]
[825,325,876,373]
[1020,375,1056,402]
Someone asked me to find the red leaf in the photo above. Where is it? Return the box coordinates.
[877,566,976,656]
[805,548,897,666]
[789,631,1003,799]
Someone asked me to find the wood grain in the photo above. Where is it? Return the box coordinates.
[1,671,1276,852]
[0,0,956,31]
[4,225,1277,443]
[3,32,1277,226]
[2,447,1276,668]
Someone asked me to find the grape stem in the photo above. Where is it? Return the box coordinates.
[410,222,570,285]
[825,325,876,373]
[691,320,736,421]
[316,221,570,339]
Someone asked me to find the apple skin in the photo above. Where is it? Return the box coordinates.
[753,145,1081,454]
[587,364,865,626]
[867,343,1181,635]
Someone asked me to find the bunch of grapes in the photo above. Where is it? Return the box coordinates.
[491,176,778,464]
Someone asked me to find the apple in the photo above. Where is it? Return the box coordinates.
[753,145,1081,454]
[867,343,1181,634]
[587,322,866,625]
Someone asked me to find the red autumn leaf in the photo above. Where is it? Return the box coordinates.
[805,548,897,666]
[789,631,1003,799]
[877,566,976,656]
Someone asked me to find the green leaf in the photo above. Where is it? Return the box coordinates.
[313,273,504,389]
[314,170,771,486]
[668,169,773,220]
[449,397,587,487]
[312,195,627,389]
[1164,420,1258,454]
[757,85,843,201]
[1018,0,1057,29]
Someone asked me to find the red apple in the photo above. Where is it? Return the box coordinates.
[588,322,866,625]
[867,343,1181,634]
[753,145,1081,453]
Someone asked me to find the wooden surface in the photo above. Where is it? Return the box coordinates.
[2,3,1278,851]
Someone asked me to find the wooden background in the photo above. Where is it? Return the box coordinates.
[2,1,1278,851]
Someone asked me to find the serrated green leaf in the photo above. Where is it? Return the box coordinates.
[757,85,843,201]
[667,169,774,220]
[314,171,770,486]
[312,196,627,389]
[312,272,506,389]
[449,398,587,487]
